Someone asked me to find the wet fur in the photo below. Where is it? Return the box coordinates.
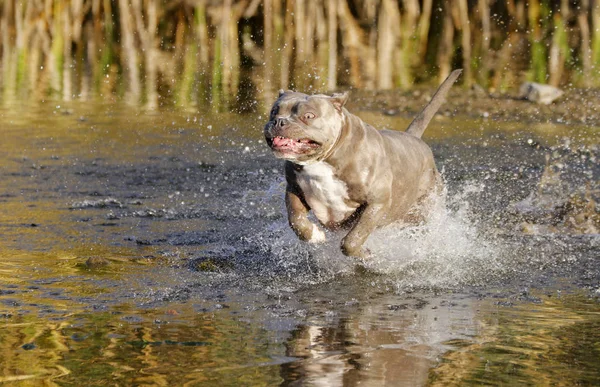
[265,70,462,257]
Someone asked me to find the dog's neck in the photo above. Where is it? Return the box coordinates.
[314,109,352,164]
[320,111,366,167]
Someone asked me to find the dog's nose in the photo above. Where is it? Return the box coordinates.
[275,117,288,128]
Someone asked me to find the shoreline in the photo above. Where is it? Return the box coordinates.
[350,86,600,127]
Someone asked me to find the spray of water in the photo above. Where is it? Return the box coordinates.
[362,183,506,290]
[237,179,508,293]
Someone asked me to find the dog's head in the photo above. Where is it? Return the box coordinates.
[264,90,348,164]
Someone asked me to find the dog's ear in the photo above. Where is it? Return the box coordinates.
[279,89,295,98]
[330,92,349,112]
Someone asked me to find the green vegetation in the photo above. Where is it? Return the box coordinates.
[1,0,599,109]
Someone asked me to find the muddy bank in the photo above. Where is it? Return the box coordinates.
[351,86,600,127]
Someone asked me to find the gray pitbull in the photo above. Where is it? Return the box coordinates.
[264,70,462,257]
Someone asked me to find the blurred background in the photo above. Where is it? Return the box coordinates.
[1,0,599,110]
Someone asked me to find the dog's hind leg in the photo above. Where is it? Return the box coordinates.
[340,202,387,258]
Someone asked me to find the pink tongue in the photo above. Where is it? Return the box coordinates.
[273,137,296,147]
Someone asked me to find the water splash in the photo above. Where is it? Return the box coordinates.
[362,184,506,290]
[230,180,507,293]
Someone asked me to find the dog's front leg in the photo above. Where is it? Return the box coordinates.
[341,203,385,258]
[286,189,326,243]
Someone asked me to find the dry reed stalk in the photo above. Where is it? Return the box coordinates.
[211,34,223,110]
[29,34,42,96]
[305,0,317,74]
[397,0,418,87]
[174,8,186,67]
[592,0,600,82]
[178,43,198,107]
[263,0,274,97]
[280,0,295,89]
[294,0,306,86]
[337,0,364,88]
[14,1,34,96]
[528,0,548,83]
[327,0,337,90]
[101,0,115,95]
[488,0,524,91]
[364,2,377,90]
[272,0,284,86]
[35,0,52,95]
[209,0,245,107]
[72,0,89,100]
[227,2,244,100]
[0,1,11,92]
[377,0,400,90]
[194,1,209,67]
[193,1,210,103]
[505,0,523,28]
[34,3,52,99]
[293,0,318,89]
[118,0,140,104]
[578,0,592,85]
[416,0,433,62]
[175,10,197,107]
[48,0,64,96]
[314,2,329,90]
[132,0,158,109]
[477,0,491,86]
[506,0,516,22]
[308,0,327,91]
[80,21,92,100]
[456,0,471,86]
[549,8,569,87]
[25,5,42,94]
[209,2,228,110]
[437,1,455,83]
[62,2,72,100]
[88,0,101,94]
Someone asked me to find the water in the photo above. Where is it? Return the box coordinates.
[0,101,598,385]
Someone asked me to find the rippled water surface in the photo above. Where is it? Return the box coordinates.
[0,101,598,386]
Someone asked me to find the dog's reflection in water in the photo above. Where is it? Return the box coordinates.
[281,295,477,386]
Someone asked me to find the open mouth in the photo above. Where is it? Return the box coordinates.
[268,136,320,153]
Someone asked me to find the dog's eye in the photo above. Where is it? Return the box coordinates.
[303,112,316,120]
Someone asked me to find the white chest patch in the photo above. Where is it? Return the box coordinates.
[295,162,359,225]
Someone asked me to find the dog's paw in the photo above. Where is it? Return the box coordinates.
[360,247,373,260]
[341,238,368,258]
[308,224,326,243]
[344,248,372,260]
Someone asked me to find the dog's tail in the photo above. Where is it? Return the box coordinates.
[405,69,462,138]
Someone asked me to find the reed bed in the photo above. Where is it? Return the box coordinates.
[1,0,599,109]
